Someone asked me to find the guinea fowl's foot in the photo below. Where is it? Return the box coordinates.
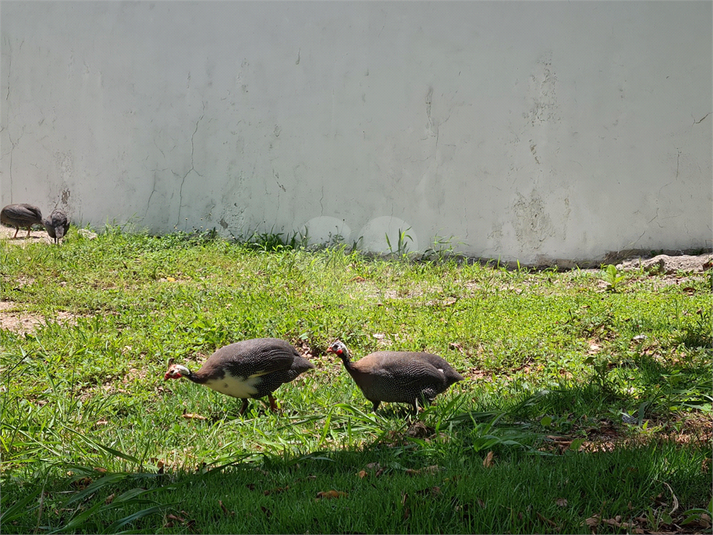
[238,398,250,416]
[267,394,280,413]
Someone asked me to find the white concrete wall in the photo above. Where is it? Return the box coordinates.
[1,1,711,263]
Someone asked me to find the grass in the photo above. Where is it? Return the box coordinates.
[1,227,711,533]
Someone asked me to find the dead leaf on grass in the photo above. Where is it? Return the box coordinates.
[181,413,207,420]
[71,477,92,490]
[407,421,434,438]
[483,451,494,468]
[264,485,289,496]
[415,486,441,497]
[357,470,367,479]
[536,511,558,528]
[555,498,568,507]
[218,500,234,516]
[316,490,348,500]
[405,465,441,476]
[584,514,600,527]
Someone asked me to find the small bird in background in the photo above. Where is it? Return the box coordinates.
[43,209,70,245]
[0,203,43,239]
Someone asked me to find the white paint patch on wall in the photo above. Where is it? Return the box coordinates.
[1,1,711,263]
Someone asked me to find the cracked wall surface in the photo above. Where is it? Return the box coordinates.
[1,1,711,263]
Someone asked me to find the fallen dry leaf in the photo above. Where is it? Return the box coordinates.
[483,451,494,468]
[71,477,92,490]
[263,485,289,496]
[555,498,568,507]
[415,486,441,497]
[405,465,441,476]
[357,470,367,479]
[105,493,115,504]
[585,515,600,527]
[316,490,348,500]
[218,500,234,516]
[536,511,557,528]
[181,413,207,420]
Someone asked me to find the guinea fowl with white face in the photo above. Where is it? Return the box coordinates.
[326,340,464,412]
[164,338,315,415]
[1,203,43,239]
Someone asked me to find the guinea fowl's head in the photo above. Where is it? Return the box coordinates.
[164,364,191,380]
[326,340,350,362]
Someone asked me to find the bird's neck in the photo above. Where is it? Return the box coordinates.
[339,353,357,373]
[177,364,207,384]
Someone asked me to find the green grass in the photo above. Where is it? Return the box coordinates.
[1,227,711,533]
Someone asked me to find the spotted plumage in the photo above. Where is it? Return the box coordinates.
[164,338,314,415]
[1,203,43,239]
[43,209,70,244]
[326,340,464,412]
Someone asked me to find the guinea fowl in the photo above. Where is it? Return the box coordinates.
[1,203,43,239]
[326,340,464,412]
[164,338,314,415]
[43,209,70,244]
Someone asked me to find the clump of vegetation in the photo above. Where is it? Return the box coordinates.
[1,227,710,533]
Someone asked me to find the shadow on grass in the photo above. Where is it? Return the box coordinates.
[2,434,710,534]
[3,377,711,534]
[2,350,710,534]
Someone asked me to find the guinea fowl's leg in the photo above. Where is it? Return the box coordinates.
[12,227,18,239]
[267,394,278,412]
[26,227,31,238]
[238,398,250,415]
[371,400,381,412]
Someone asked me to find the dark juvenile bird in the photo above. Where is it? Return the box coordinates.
[326,340,464,412]
[43,209,70,244]
[1,203,43,239]
[164,338,315,415]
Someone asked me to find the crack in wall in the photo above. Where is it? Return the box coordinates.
[176,103,206,226]
[693,112,710,125]
[7,126,25,202]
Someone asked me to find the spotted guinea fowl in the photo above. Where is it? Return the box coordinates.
[326,340,464,412]
[1,203,43,239]
[43,209,70,245]
[164,338,315,415]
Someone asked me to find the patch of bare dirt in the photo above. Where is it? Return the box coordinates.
[0,225,56,244]
[0,300,80,335]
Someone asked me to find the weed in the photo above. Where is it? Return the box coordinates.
[385,227,412,258]
[601,264,626,292]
